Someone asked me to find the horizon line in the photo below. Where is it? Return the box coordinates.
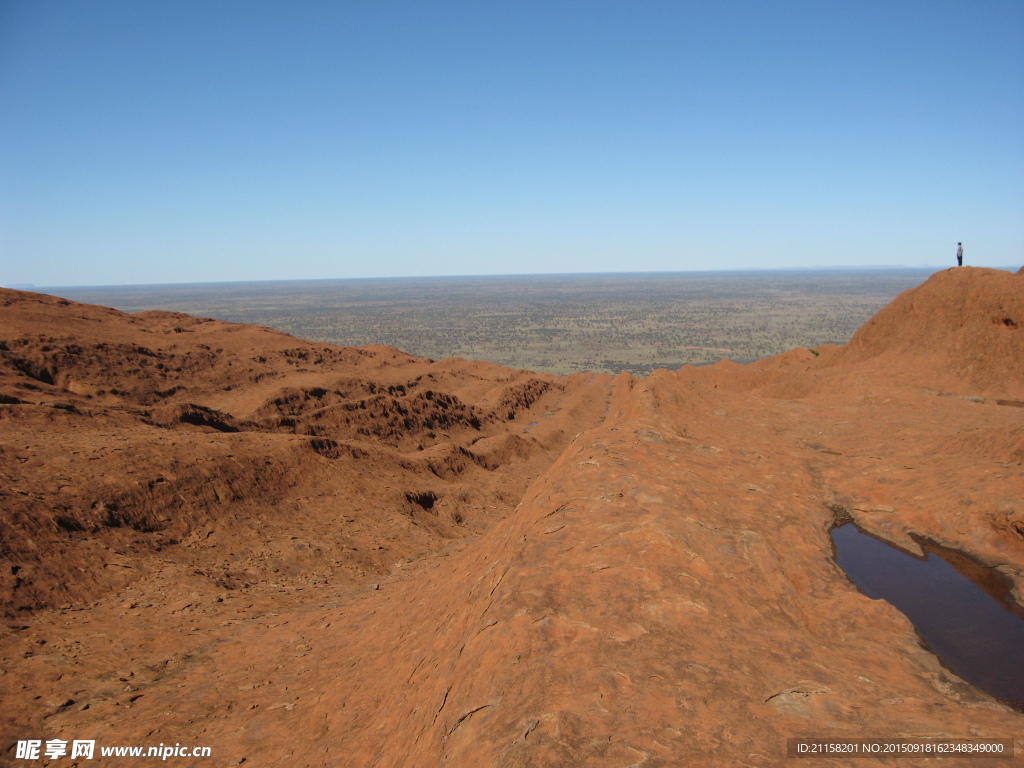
[11,263,1014,292]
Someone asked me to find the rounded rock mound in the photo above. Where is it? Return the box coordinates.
[830,267,1024,396]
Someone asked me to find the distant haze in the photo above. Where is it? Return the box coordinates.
[1,1,1022,286]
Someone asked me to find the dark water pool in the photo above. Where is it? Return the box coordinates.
[831,524,1024,711]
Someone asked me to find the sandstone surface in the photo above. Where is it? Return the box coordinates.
[1,266,1022,766]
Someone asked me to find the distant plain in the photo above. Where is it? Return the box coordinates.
[53,269,941,375]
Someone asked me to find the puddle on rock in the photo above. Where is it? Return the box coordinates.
[831,523,1024,712]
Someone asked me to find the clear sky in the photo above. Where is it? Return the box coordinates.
[1,0,1021,287]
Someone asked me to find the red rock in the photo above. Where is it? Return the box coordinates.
[1,270,1022,765]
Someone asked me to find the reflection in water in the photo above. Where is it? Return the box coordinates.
[831,524,1024,711]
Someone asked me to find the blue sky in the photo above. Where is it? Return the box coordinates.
[1,0,1021,287]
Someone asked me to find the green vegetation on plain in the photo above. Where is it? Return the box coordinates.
[55,269,938,376]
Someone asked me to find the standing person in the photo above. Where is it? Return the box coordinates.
[956,242,963,267]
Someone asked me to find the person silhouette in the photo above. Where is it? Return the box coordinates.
[956,242,963,267]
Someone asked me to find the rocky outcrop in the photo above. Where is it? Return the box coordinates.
[0,288,609,616]
[1,270,1022,766]
[831,267,1024,397]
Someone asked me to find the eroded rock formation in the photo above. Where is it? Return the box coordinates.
[1,267,1021,766]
